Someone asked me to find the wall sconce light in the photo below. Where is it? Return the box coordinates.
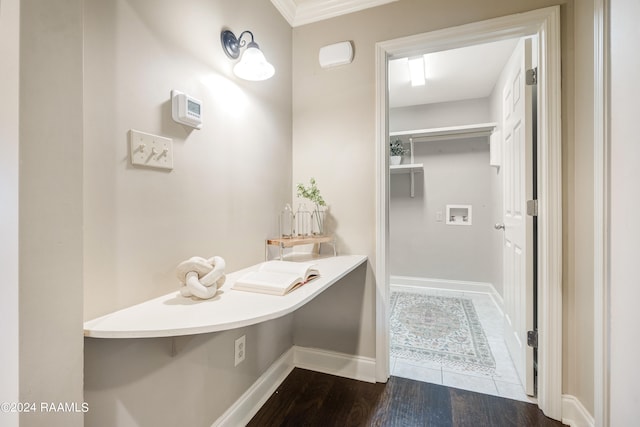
[221,30,275,81]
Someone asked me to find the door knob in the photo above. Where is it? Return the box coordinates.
[494,223,505,230]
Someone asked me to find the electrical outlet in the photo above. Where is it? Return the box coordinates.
[234,335,246,367]
[129,129,174,170]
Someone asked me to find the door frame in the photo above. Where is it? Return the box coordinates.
[593,0,608,425]
[374,6,562,420]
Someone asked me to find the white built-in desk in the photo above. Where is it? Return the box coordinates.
[83,255,367,339]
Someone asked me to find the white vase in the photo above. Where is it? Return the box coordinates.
[390,156,402,165]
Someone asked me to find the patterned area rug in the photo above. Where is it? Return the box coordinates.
[391,292,496,374]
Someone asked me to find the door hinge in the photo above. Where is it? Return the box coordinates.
[526,67,538,85]
[527,199,538,216]
[527,330,538,349]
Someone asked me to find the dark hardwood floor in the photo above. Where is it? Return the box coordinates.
[247,368,566,427]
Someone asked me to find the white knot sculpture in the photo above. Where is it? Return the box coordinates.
[176,256,226,300]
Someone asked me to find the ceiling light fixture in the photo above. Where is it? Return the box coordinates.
[408,56,425,87]
[221,30,275,81]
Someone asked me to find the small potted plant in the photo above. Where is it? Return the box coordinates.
[390,139,408,165]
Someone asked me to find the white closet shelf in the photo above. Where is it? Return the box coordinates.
[390,163,424,174]
[390,122,497,141]
[389,123,497,197]
[84,255,367,339]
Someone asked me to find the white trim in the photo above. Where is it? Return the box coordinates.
[269,0,297,26]
[533,6,563,420]
[562,395,596,427]
[293,346,377,383]
[593,0,609,426]
[390,276,504,310]
[212,346,376,426]
[0,0,20,423]
[375,6,563,421]
[270,0,398,27]
[212,348,295,427]
[375,40,391,383]
[378,8,561,60]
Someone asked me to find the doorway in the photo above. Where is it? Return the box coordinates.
[374,6,562,420]
[386,36,532,401]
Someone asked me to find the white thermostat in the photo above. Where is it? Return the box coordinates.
[171,90,202,129]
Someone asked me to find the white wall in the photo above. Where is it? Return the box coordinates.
[83,0,293,321]
[567,0,595,412]
[609,0,640,424]
[388,136,497,285]
[0,1,20,425]
[18,1,85,426]
[82,0,294,425]
[293,262,368,353]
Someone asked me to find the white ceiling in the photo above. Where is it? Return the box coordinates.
[270,0,398,27]
[389,38,520,108]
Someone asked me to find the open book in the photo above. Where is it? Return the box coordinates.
[232,261,320,296]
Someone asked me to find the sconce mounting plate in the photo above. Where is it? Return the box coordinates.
[221,30,240,59]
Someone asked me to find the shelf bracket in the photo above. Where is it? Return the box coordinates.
[410,170,415,197]
[409,137,415,198]
[409,137,415,164]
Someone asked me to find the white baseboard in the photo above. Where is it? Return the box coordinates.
[212,346,376,426]
[293,346,377,383]
[562,394,595,427]
[390,275,504,313]
[213,348,295,427]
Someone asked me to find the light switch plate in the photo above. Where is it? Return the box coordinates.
[129,129,173,170]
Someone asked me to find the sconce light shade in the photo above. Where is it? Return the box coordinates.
[234,43,275,81]
[221,30,275,81]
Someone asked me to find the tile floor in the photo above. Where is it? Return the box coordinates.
[390,284,536,403]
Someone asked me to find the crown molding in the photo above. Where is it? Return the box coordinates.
[271,0,397,27]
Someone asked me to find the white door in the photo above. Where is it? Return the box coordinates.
[501,38,535,396]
